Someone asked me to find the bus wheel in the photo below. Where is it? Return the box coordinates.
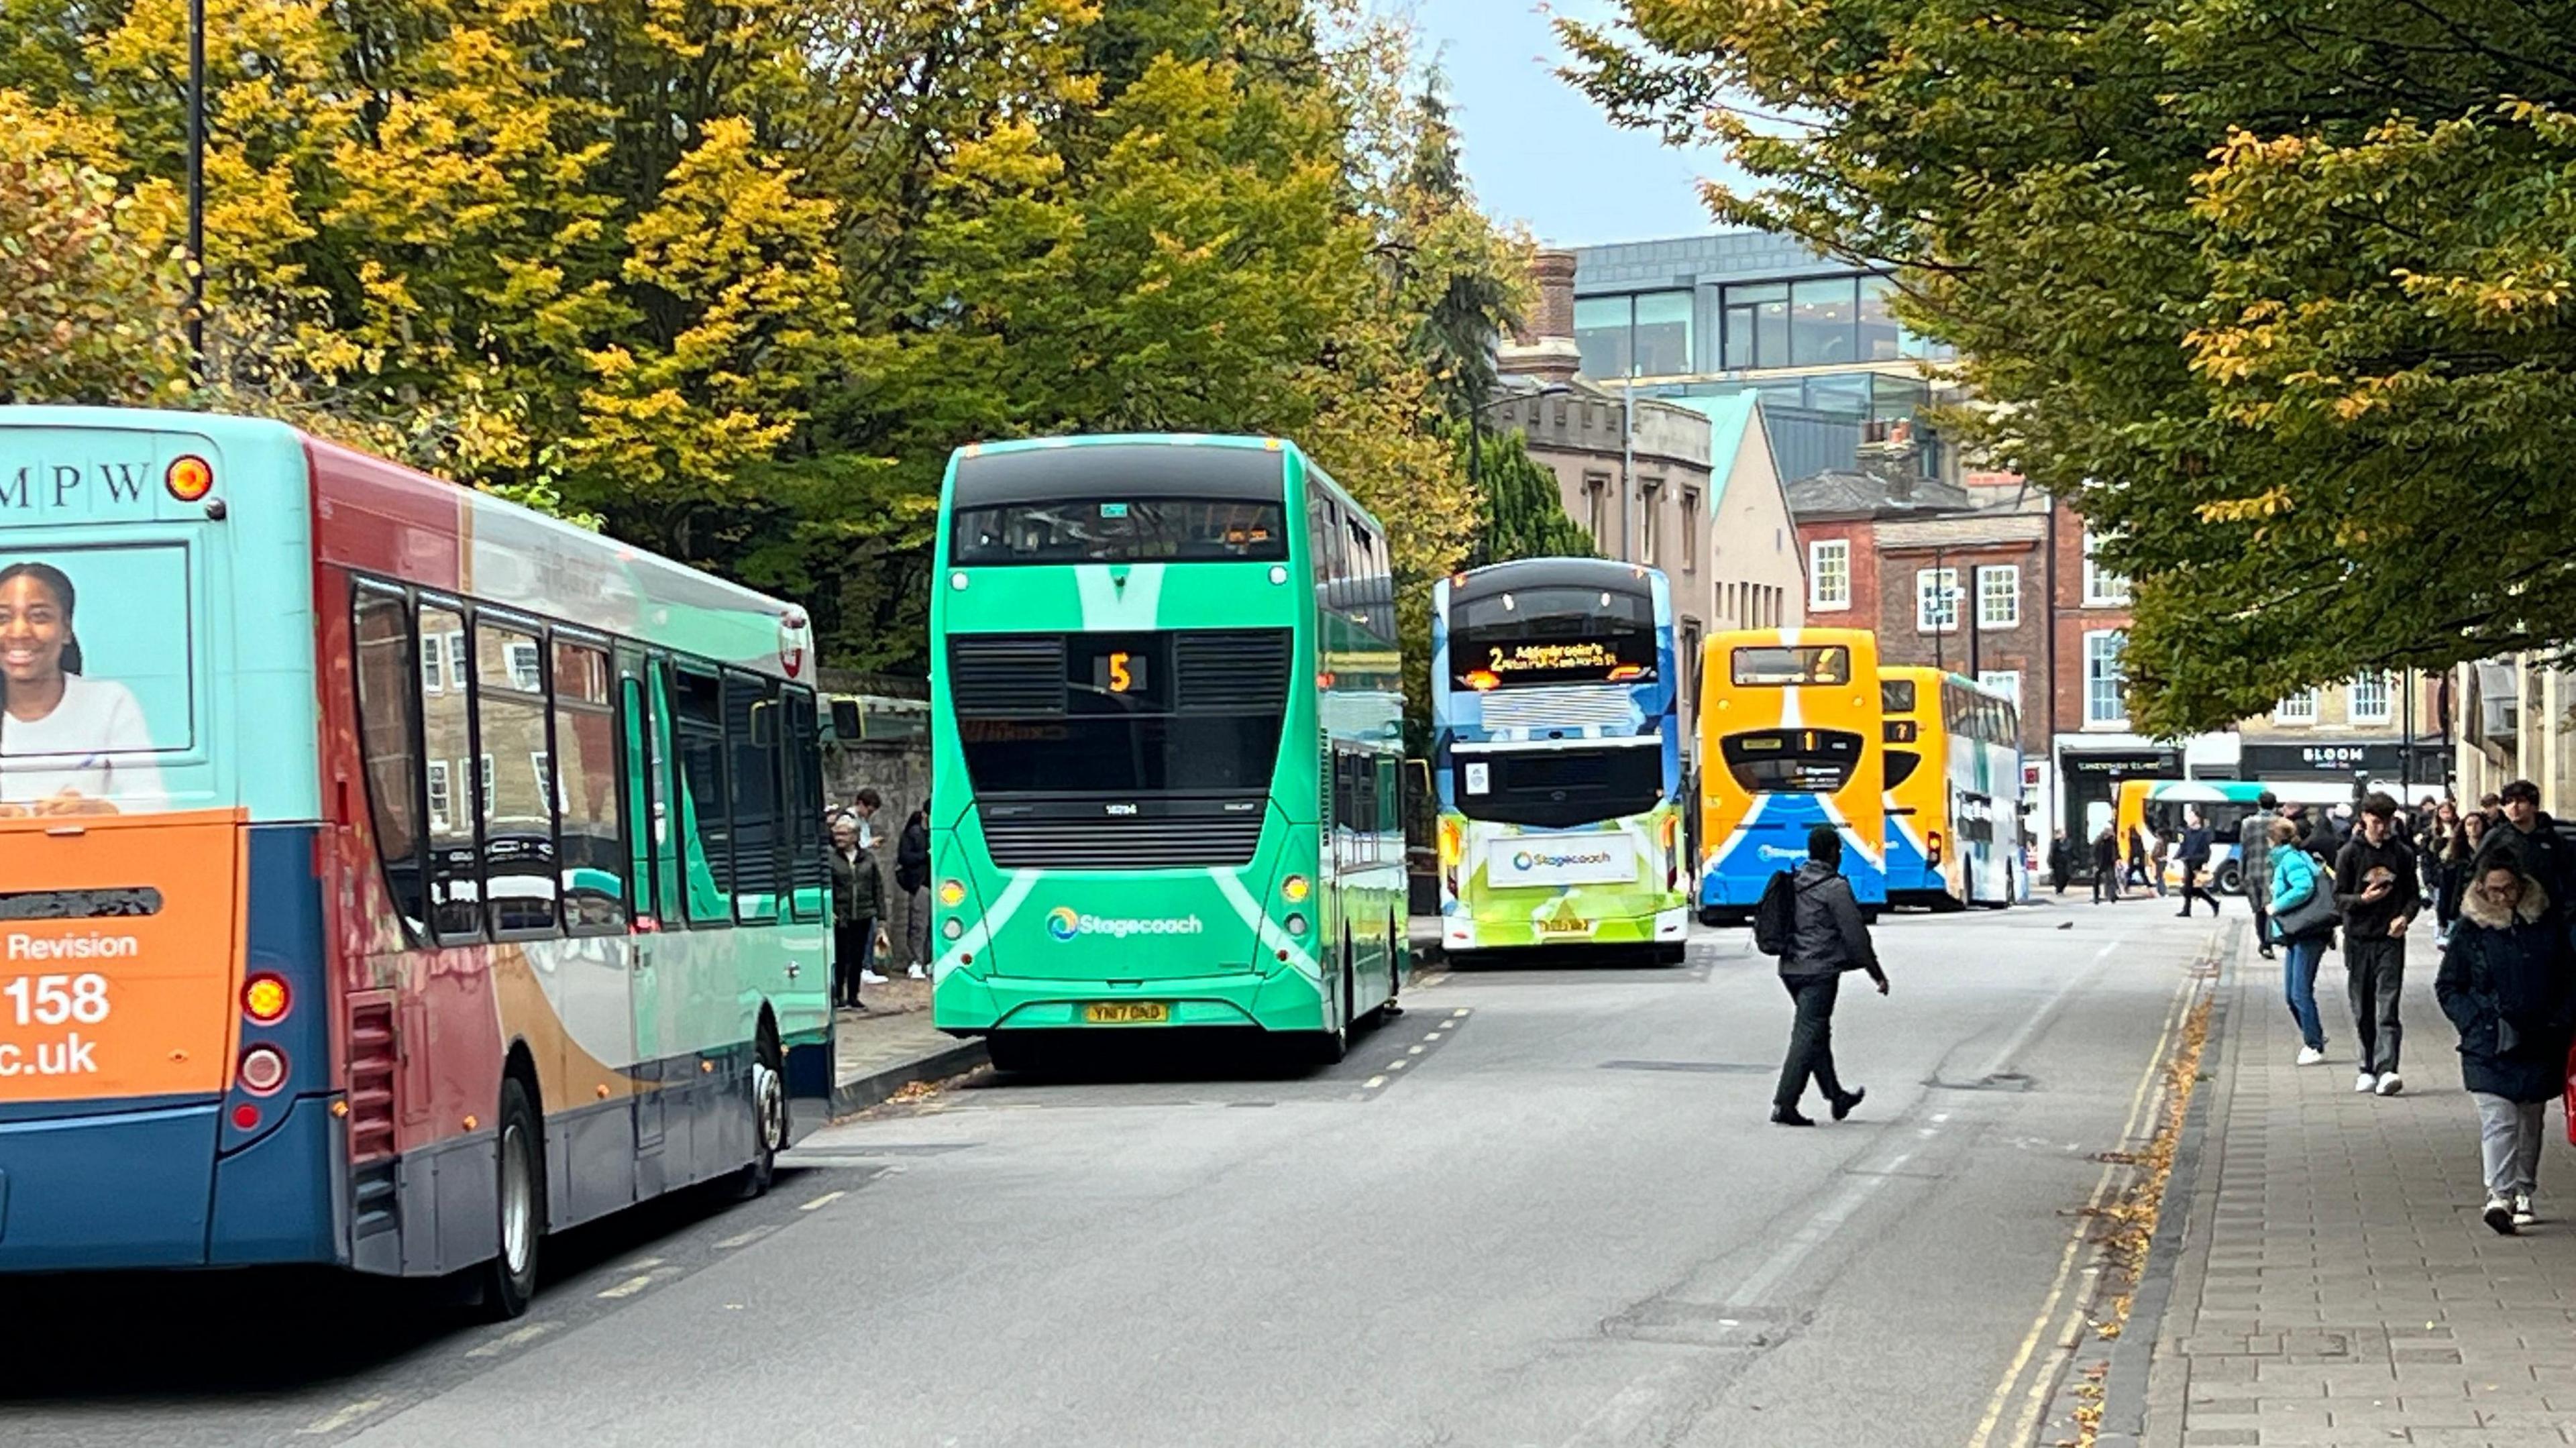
[733,1023,787,1202]
[983,1033,1049,1076]
[1311,949,1352,1065]
[482,1076,545,1321]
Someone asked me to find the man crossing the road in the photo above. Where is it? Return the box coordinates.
[1772,825,1889,1127]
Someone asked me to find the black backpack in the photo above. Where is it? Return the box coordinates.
[1753,869,1803,957]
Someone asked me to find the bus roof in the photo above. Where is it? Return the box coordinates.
[1447,557,1661,603]
[944,433,1381,533]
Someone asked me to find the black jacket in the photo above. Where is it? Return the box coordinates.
[830,845,882,924]
[2477,814,2576,909]
[2436,878,2576,1102]
[1782,861,1884,981]
[895,814,930,894]
[2092,831,2121,872]
[2047,837,2074,879]
[2180,826,2212,867]
[2333,832,2422,939]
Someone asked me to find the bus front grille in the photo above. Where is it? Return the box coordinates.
[1477,687,1640,731]
[981,808,1267,869]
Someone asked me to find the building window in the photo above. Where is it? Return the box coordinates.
[1858,275,1902,361]
[1721,282,1790,370]
[1976,565,2020,629]
[1916,567,1960,634]
[1584,474,1609,541]
[1809,539,1850,611]
[1574,295,1632,379]
[1680,488,1701,571]
[1633,291,1693,376]
[2350,673,2392,726]
[2274,690,2318,725]
[1638,482,1660,565]
[1789,276,1859,366]
[2084,630,2129,727]
[2082,529,2131,605]
[1680,618,1702,710]
[1978,670,2023,720]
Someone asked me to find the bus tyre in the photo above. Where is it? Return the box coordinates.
[2216,862,2243,895]
[983,1033,1047,1075]
[733,1026,787,1202]
[1311,954,1352,1066]
[483,1076,544,1321]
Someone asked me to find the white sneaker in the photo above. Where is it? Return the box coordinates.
[2296,1046,2326,1066]
[907,964,928,980]
[859,969,890,985]
[2355,1070,2379,1093]
[2374,1071,2404,1097]
[2513,1193,2536,1227]
[2484,1196,2518,1235]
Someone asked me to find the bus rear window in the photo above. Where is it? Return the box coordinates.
[1731,646,1851,687]
[1880,679,1916,713]
[0,544,191,816]
[1453,744,1662,828]
[1721,729,1864,793]
[951,499,1289,565]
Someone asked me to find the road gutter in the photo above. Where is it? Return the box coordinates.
[828,1039,989,1119]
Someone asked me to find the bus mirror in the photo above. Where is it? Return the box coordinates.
[829,699,863,741]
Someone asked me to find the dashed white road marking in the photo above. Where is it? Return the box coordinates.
[1408,1045,1426,1056]
[714,1227,773,1249]
[1363,1075,1388,1089]
[1385,1060,1408,1071]
[466,1321,559,1358]
[299,1400,386,1435]
[800,1190,847,1212]
[596,1274,657,1300]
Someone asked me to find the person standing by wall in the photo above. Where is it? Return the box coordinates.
[2092,824,2123,903]
[828,816,879,1009]
[2240,791,2280,959]
[1770,825,1888,1127]
[2335,793,2424,1097]
[896,797,932,979]
[2434,852,2576,1235]
[2048,830,2074,895]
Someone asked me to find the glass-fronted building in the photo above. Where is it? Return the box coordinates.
[1568,233,1958,485]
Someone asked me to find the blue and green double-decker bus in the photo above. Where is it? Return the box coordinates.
[1430,559,1688,963]
[926,436,1408,1067]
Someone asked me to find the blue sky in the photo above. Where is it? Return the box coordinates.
[1407,0,1741,247]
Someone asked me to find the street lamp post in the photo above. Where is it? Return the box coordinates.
[1619,376,1636,567]
[186,0,207,374]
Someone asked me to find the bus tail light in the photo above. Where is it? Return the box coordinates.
[243,974,291,1024]
[166,455,215,502]
[1660,814,1681,891]
[1281,875,1310,903]
[1927,832,1945,867]
[238,1046,288,1095]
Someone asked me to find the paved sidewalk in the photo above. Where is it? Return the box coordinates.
[2133,926,2576,1447]
[828,977,984,1117]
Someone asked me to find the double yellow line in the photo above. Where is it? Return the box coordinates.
[1964,953,2209,1448]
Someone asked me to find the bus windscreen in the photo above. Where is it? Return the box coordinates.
[951,499,1288,565]
[1731,646,1851,687]
[1450,586,1656,691]
[1720,729,1864,793]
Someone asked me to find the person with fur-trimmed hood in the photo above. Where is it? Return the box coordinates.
[2434,846,2576,1235]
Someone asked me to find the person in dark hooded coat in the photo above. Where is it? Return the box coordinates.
[2434,848,2576,1235]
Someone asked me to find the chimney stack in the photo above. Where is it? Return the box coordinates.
[1856,419,1923,504]
[1499,247,1584,387]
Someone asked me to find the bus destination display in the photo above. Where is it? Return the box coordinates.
[1455,634,1656,691]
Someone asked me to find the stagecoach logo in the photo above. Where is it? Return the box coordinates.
[1756,844,1810,863]
[1046,907,1206,942]
[1512,848,1615,872]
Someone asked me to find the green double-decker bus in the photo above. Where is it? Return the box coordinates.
[928,435,1409,1067]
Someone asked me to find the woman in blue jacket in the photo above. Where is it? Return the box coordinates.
[2265,818,2336,1066]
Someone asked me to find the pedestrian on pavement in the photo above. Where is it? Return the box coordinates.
[896,797,932,979]
[2092,824,2123,903]
[2263,816,2334,1065]
[2479,792,2504,828]
[2416,798,2453,896]
[2048,830,2074,895]
[2176,810,2222,917]
[2149,828,2174,898]
[2240,791,2281,958]
[2434,852,2576,1235]
[2334,793,2424,1097]
[828,814,882,1009]
[849,788,889,986]
[1771,824,1888,1127]
[2436,812,2490,946]
[2479,779,2575,908]
[2127,824,2151,891]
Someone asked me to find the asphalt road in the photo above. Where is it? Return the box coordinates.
[1,896,2222,1448]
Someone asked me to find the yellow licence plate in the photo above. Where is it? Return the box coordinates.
[1536,917,1589,934]
[1083,1001,1171,1025]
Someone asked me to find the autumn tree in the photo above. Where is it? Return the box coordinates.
[1564,0,2576,733]
[0,90,191,405]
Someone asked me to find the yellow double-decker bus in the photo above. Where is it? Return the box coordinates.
[1880,667,2025,909]
[1695,628,1886,922]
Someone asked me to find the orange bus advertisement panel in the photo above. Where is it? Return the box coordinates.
[0,808,243,1102]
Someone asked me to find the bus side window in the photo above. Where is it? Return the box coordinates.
[553,638,626,933]
[673,665,733,928]
[782,687,828,923]
[727,671,782,926]
[475,618,560,938]
[418,602,484,945]
[617,663,659,926]
[352,585,428,942]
